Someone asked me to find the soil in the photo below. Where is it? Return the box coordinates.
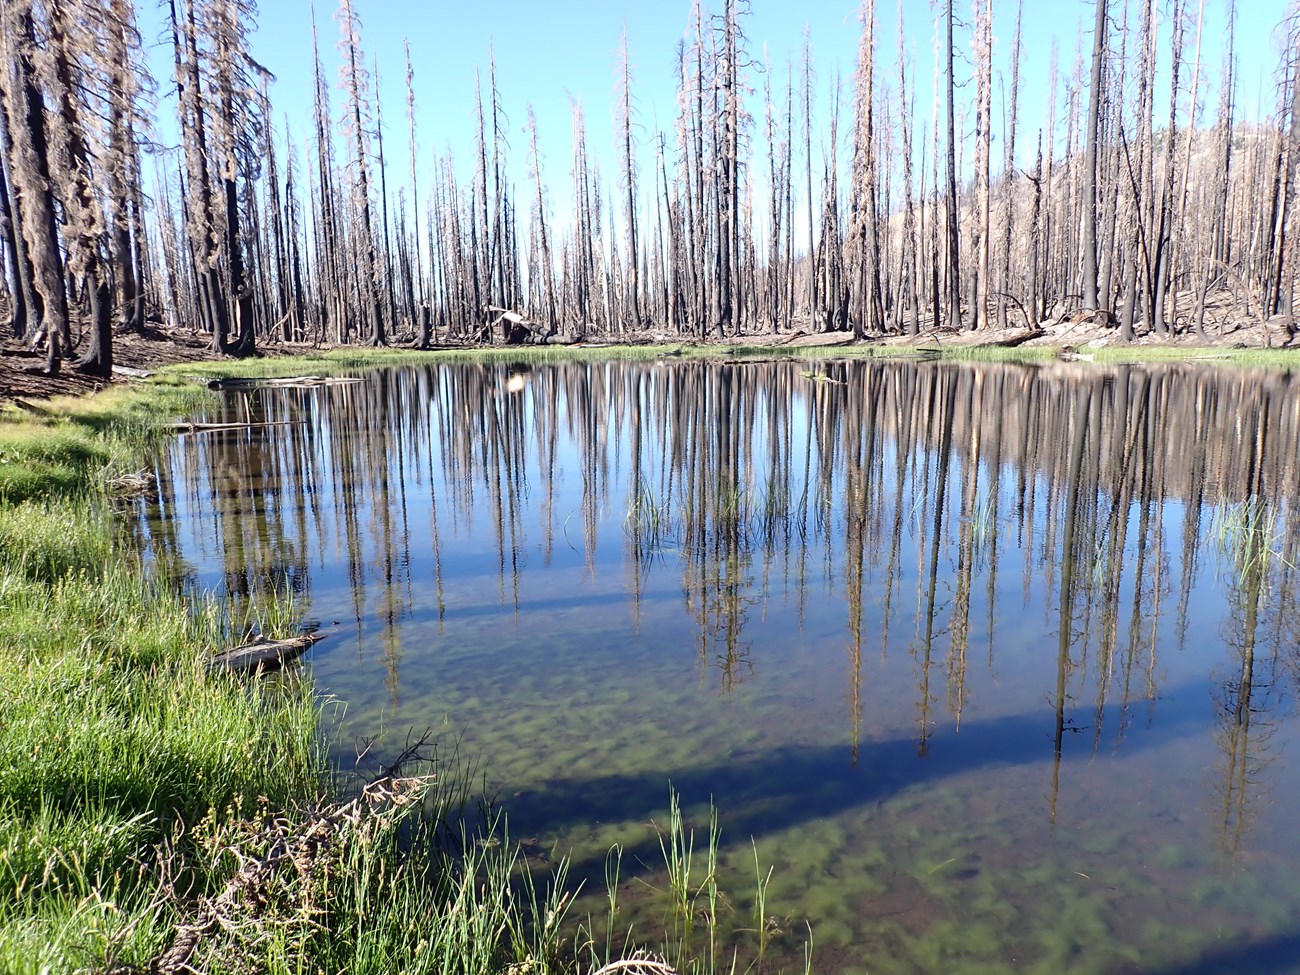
[0,327,313,408]
[2,306,1296,409]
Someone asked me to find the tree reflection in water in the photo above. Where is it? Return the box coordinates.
[136,357,1300,969]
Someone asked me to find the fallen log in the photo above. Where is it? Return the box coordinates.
[209,632,326,675]
[983,328,1045,347]
[111,364,153,379]
[206,375,365,391]
[484,305,561,345]
[168,419,303,435]
[780,332,857,348]
[873,348,941,359]
[11,398,55,416]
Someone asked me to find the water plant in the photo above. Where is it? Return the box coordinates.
[1210,499,1294,580]
[967,490,998,569]
[625,486,673,555]
[574,790,809,975]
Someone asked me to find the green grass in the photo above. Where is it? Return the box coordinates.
[1089,345,1300,366]
[158,775,573,975]
[164,343,676,379]
[0,496,323,971]
[573,790,810,975]
[0,376,360,971]
[0,379,211,503]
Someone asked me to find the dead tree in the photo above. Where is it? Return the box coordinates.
[1081,0,1108,312]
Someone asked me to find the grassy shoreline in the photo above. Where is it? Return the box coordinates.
[0,377,620,975]
[0,379,327,971]
[147,337,1300,379]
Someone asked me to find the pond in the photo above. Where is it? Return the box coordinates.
[136,356,1300,974]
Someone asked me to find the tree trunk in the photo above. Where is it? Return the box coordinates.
[2,7,69,372]
[944,0,961,329]
[1081,0,1108,312]
[0,96,35,340]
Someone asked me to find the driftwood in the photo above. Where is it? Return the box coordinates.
[168,419,303,435]
[142,739,434,975]
[588,960,679,975]
[111,364,153,379]
[209,633,326,675]
[985,328,1046,347]
[206,375,364,391]
[106,468,157,499]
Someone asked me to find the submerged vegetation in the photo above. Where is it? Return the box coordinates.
[0,368,810,974]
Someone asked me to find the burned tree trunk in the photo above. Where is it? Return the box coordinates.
[0,4,70,373]
[1081,0,1108,312]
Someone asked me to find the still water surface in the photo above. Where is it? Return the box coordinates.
[139,357,1300,974]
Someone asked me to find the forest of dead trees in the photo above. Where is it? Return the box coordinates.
[2,0,1300,376]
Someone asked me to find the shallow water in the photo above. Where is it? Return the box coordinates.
[138,357,1300,973]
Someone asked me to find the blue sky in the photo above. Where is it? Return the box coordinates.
[142,0,1293,232]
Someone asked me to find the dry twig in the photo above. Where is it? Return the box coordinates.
[138,738,437,975]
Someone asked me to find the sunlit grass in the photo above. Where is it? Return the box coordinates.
[1090,345,1300,366]
[0,500,111,584]
[162,343,674,380]
[0,423,110,502]
[0,380,212,504]
[0,540,324,970]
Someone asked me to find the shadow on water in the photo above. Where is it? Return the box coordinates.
[505,691,1208,888]
[1139,932,1300,975]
